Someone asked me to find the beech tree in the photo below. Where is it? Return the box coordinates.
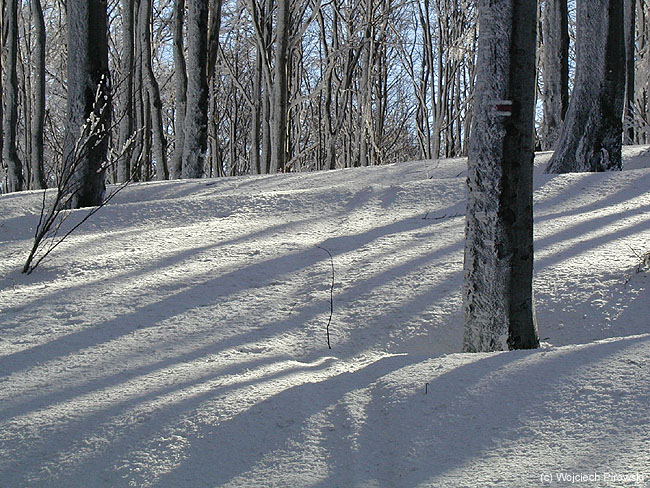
[171,0,187,179]
[3,0,23,192]
[117,0,135,183]
[539,0,569,150]
[64,0,111,208]
[137,0,168,180]
[463,0,540,352]
[182,0,209,179]
[545,0,625,173]
[30,0,47,189]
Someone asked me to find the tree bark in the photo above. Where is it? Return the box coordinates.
[182,0,209,178]
[624,0,636,143]
[117,0,135,183]
[64,0,111,208]
[540,0,569,150]
[545,0,625,173]
[463,0,540,352]
[3,0,23,192]
[270,0,290,173]
[170,0,187,179]
[138,0,168,180]
[29,0,46,189]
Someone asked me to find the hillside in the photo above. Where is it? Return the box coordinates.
[1,148,649,487]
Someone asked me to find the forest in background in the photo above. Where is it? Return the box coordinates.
[1,0,649,193]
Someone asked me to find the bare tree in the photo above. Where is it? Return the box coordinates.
[170,0,187,179]
[545,0,625,173]
[624,0,636,143]
[269,0,290,173]
[539,0,569,150]
[182,0,209,178]
[3,0,23,192]
[463,0,540,352]
[64,0,111,208]
[29,0,46,189]
[137,0,168,180]
[117,0,135,183]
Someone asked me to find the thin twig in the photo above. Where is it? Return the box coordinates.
[317,245,334,350]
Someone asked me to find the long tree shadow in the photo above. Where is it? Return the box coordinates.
[1,216,465,426]
[535,204,650,271]
[533,169,650,224]
[124,334,650,487]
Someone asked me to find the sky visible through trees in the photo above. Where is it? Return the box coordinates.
[3,0,648,193]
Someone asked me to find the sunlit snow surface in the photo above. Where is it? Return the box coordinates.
[1,147,649,487]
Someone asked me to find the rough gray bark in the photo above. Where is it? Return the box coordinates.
[30,0,46,190]
[540,0,569,150]
[170,0,187,179]
[545,0,625,173]
[250,50,262,174]
[117,0,135,183]
[3,0,23,192]
[463,0,540,352]
[181,0,209,179]
[64,0,111,208]
[207,0,222,176]
[138,0,168,180]
[624,0,636,143]
[269,0,290,173]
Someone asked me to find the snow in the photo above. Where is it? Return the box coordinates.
[1,146,650,487]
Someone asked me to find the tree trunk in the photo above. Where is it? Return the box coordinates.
[30,0,46,189]
[117,0,135,183]
[64,0,111,208]
[624,0,636,143]
[540,0,569,150]
[250,50,262,174]
[270,0,290,173]
[3,0,23,192]
[182,0,209,179]
[545,0,625,173]
[463,0,540,352]
[170,0,187,179]
[138,0,168,180]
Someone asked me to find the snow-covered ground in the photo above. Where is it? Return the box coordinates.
[1,147,649,487]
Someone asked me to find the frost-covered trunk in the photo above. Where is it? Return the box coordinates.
[138,0,168,180]
[624,0,636,143]
[545,0,625,173]
[117,0,135,183]
[170,0,187,179]
[540,0,569,150]
[30,0,46,190]
[3,0,23,192]
[250,51,262,175]
[182,0,209,179]
[270,0,290,173]
[463,0,539,352]
[64,0,111,208]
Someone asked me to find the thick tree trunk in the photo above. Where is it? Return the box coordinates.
[117,0,135,183]
[64,0,111,208]
[170,0,187,179]
[182,0,209,179]
[545,0,625,173]
[540,0,569,150]
[3,0,23,192]
[463,0,539,352]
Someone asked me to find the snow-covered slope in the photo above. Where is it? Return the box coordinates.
[1,147,649,487]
